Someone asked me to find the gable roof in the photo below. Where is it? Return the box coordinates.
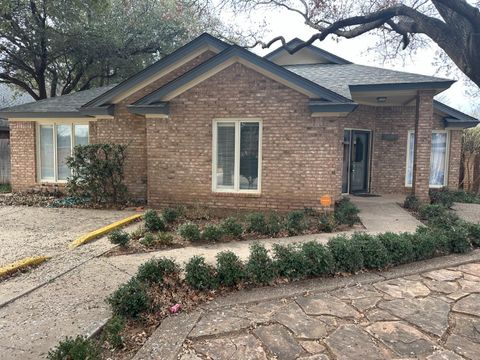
[285,63,454,99]
[265,38,352,65]
[0,85,116,118]
[434,100,479,128]
[82,33,229,108]
[133,45,353,107]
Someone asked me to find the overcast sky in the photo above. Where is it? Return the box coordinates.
[219,4,478,114]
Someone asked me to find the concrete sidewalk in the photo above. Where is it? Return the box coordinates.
[453,202,480,224]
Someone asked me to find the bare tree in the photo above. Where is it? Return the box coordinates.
[225,0,480,89]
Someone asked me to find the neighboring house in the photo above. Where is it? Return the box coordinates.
[0,34,478,209]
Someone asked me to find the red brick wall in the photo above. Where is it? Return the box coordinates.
[10,121,36,191]
[94,51,217,201]
[448,129,462,189]
[146,63,342,210]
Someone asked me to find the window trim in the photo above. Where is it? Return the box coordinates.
[212,118,262,194]
[405,129,450,188]
[36,121,90,183]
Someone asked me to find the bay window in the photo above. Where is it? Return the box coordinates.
[405,130,449,187]
[37,122,89,182]
[213,119,262,193]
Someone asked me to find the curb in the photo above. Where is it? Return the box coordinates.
[0,256,50,278]
[69,213,143,249]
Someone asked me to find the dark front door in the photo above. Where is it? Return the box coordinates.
[342,130,370,193]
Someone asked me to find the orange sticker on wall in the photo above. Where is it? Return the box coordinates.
[320,195,332,207]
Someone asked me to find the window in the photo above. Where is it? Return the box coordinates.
[213,119,262,193]
[406,131,449,187]
[37,123,89,182]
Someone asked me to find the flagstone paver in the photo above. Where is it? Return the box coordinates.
[178,260,480,360]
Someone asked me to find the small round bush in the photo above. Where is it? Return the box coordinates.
[272,243,307,279]
[247,213,269,234]
[328,235,364,273]
[467,223,480,247]
[334,198,360,226]
[101,315,125,349]
[178,223,201,241]
[446,225,472,254]
[245,243,276,285]
[418,204,446,221]
[162,207,179,223]
[427,211,460,229]
[201,225,224,242]
[317,214,337,233]
[136,257,179,284]
[220,217,244,238]
[411,228,437,260]
[185,256,217,290]
[157,232,174,245]
[430,188,454,208]
[378,232,414,265]
[404,194,421,211]
[353,233,391,269]
[48,335,100,360]
[285,211,307,235]
[144,209,166,232]
[139,232,155,247]
[301,241,335,276]
[216,251,244,287]
[266,213,283,236]
[109,229,130,247]
[107,278,149,319]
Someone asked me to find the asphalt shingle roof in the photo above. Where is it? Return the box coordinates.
[285,63,451,99]
[0,85,116,114]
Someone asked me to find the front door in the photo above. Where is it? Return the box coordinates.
[342,130,370,193]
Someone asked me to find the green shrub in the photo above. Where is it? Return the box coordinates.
[245,243,276,285]
[130,225,146,240]
[107,278,149,319]
[328,235,363,273]
[353,233,390,269]
[108,229,130,247]
[411,228,437,260]
[101,315,125,349]
[247,213,269,234]
[378,232,414,265]
[136,258,178,285]
[445,226,472,254]
[317,213,337,233]
[216,251,244,287]
[467,223,480,247]
[140,232,155,247]
[178,223,201,242]
[157,232,174,245]
[272,243,307,279]
[48,335,100,360]
[334,197,360,226]
[429,188,455,208]
[220,217,244,238]
[301,241,335,276]
[266,213,284,236]
[201,225,224,242]
[66,143,128,205]
[404,194,421,211]
[427,211,460,229]
[144,210,166,232]
[185,256,217,290]
[418,204,446,221]
[285,211,307,235]
[162,207,180,223]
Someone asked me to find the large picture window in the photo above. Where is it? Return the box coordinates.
[406,130,449,187]
[38,123,89,182]
[213,119,262,193]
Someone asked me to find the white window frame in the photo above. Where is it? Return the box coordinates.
[36,121,90,183]
[212,118,262,194]
[405,130,450,188]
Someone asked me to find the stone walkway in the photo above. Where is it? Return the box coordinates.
[137,258,480,360]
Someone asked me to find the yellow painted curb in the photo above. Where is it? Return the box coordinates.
[69,213,143,249]
[0,256,50,278]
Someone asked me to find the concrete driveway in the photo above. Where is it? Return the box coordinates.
[0,205,138,305]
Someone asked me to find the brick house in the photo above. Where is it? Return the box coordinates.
[0,34,478,209]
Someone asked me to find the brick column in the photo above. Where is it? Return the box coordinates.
[10,121,37,191]
[447,130,462,189]
[412,90,434,201]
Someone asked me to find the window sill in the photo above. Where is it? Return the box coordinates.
[212,191,262,198]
